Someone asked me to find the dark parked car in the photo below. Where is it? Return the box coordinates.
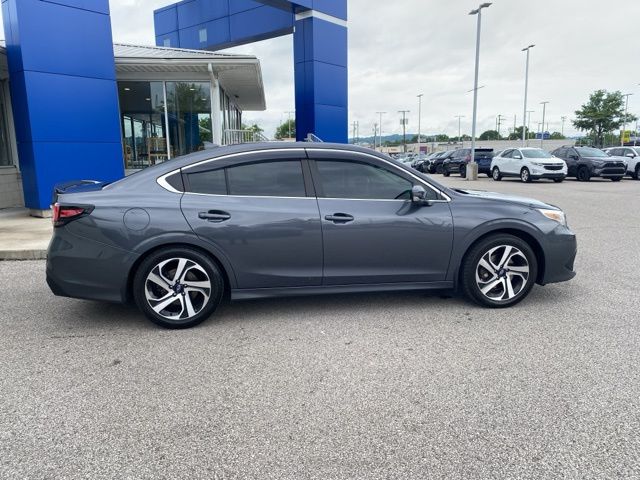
[429,150,455,174]
[443,148,494,177]
[47,143,577,329]
[551,146,626,181]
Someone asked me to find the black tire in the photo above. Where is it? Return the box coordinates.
[487,173,492,178]
[133,247,224,329]
[492,167,502,181]
[443,169,450,177]
[461,234,538,308]
[436,164,444,174]
[460,165,467,178]
[553,178,564,183]
[611,177,622,182]
[577,166,591,182]
[634,165,640,180]
[520,167,532,183]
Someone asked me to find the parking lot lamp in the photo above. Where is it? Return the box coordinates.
[621,93,633,146]
[469,2,492,179]
[455,115,465,147]
[540,101,549,148]
[398,110,410,153]
[521,45,535,146]
[526,110,534,146]
[376,112,387,151]
[417,94,424,154]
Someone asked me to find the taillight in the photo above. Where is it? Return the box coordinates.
[52,202,93,227]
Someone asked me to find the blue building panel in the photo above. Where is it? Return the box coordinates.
[2,0,123,210]
[154,0,348,143]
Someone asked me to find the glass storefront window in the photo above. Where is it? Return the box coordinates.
[0,83,13,167]
[118,81,167,169]
[166,81,212,156]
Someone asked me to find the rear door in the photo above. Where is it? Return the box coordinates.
[307,150,454,285]
[180,150,323,288]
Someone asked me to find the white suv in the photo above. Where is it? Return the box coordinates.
[491,147,568,183]
[604,146,640,179]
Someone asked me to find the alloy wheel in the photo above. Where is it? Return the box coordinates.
[144,257,212,321]
[475,245,530,302]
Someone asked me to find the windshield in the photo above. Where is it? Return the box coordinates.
[576,147,608,158]
[522,149,553,159]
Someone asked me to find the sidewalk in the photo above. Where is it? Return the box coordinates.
[0,208,51,260]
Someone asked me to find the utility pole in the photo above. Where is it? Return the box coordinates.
[285,111,295,140]
[373,123,378,150]
[455,115,465,147]
[521,44,535,146]
[496,114,505,138]
[417,94,424,155]
[621,93,633,146]
[540,101,549,148]
[376,112,387,151]
[561,116,567,138]
[469,2,492,179]
[352,121,358,145]
[398,110,410,153]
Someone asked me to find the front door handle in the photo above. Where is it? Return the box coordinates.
[325,213,354,223]
[198,210,231,222]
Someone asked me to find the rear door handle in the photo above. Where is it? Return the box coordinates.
[198,211,231,222]
[325,213,354,223]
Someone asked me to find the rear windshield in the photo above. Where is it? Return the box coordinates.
[522,149,552,158]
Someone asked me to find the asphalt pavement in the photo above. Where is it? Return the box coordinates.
[1,175,639,479]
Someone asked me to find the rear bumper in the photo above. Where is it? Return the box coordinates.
[539,227,577,285]
[46,228,138,303]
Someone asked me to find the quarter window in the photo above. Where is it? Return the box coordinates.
[227,161,306,197]
[315,160,418,200]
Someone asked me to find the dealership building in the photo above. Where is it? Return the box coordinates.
[0,0,348,216]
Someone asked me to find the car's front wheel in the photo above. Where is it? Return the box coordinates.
[443,168,450,177]
[133,247,224,329]
[611,177,622,182]
[577,166,591,182]
[520,167,532,183]
[492,167,502,181]
[461,234,538,308]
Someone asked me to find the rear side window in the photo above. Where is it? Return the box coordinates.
[315,160,417,200]
[186,169,226,195]
[227,161,306,197]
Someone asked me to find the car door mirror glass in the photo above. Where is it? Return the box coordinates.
[411,185,432,206]
[513,154,522,160]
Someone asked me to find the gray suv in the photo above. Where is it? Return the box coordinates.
[551,146,626,181]
[47,143,577,328]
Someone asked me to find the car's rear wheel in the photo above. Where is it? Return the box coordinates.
[520,167,532,183]
[461,234,538,308]
[577,166,591,182]
[133,247,224,329]
[634,165,640,180]
[492,167,502,181]
[553,178,564,183]
[611,177,622,182]
[460,165,467,178]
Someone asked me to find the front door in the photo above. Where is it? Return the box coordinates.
[308,151,454,285]
[180,152,323,288]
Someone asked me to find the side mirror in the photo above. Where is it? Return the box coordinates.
[569,154,579,160]
[411,185,432,206]
[626,153,635,158]
[513,155,522,160]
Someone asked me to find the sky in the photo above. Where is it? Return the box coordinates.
[2,0,639,139]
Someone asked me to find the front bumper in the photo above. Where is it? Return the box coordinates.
[531,172,566,180]
[593,165,626,177]
[539,226,577,285]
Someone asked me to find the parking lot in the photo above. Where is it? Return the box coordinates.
[1,176,639,478]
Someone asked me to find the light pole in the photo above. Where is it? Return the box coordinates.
[521,44,535,146]
[398,110,410,153]
[417,94,424,155]
[496,114,505,138]
[373,123,378,149]
[539,101,549,148]
[376,111,387,151]
[469,2,492,179]
[561,116,567,138]
[285,111,295,140]
[455,115,465,147]
[526,110,534,146]
[621,93,633,146]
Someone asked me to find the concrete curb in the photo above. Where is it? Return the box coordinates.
[0,250,47,261]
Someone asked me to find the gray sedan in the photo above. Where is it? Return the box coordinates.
[47,143,577,328]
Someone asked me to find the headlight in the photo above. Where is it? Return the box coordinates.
[531,162,545,167]
[538,208,567,226]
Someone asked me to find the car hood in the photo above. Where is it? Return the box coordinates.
[584,156,625,163]
[452,189,556,209]
[528,158,564,165]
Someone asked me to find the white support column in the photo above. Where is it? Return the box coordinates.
[209,64,223,145]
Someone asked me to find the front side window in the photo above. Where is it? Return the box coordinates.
[315,160,417,200]
[227,161,306,197]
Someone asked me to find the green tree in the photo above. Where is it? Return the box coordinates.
[550,132,565,140]
[479,130,501,141]
[242,123,264,134]
[573,90,637,147]
[507,126,536,141]
[275,119,296,140]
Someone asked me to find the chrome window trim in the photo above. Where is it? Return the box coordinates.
[157,172,182,194]
[183,192,314,200]
[182,148,307,172]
